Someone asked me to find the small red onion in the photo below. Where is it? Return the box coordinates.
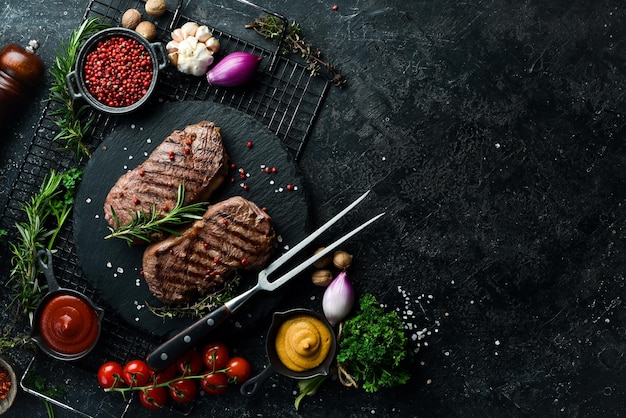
[322,271,355,326]
[206,52,262,87]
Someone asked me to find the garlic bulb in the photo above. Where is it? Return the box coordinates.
[166,23,220,76]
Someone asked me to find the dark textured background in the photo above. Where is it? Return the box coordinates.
[1,0,625,417]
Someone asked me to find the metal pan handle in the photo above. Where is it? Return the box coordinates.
[240,364,275,397]
[37,249,60,293]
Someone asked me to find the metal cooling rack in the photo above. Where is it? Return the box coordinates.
[1,0,330,416]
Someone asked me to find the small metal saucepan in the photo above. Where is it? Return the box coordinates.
[66,27,168,115]
[31,249,104,361]
[240,308,336,397]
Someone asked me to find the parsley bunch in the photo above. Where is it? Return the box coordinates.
[336,293,411,392]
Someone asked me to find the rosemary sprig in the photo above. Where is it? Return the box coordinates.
[245,14,347,87]
[8,168,83,318]
[48,17,109,160]
[105,184,208,245]
[147,275,240,319]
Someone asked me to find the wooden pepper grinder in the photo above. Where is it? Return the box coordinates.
[0,40,45,127]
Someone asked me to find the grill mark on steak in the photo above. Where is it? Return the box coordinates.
[104,121,228,237]
[142,196,276,303]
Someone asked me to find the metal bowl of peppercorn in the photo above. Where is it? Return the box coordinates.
[0,356,17,415]
[66,27,168,115]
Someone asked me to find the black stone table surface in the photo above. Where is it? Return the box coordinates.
[1,0,625,417]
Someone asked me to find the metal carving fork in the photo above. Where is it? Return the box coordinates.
[146,190,384,371]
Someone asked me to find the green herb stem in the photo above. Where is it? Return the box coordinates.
[246,15,346,87]
[48,17,109,159]
[8,169,82,316]
[105,183,208,245]
[147,275,240,319]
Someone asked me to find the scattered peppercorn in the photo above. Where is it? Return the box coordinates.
[332,5,338,11]
[246,141,253,148]
[83,35,153,107]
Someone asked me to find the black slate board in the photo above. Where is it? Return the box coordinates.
[73,101,310,338]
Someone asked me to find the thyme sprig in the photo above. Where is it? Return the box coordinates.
[48,17,108,160]
[8,168,83,318]
[147,275,240,319]
[246,15,347,87]
[105,184,208,245]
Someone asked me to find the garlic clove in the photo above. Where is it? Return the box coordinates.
[181,21,200,36]
[165,40,179,54]
[205,37,220,54]
[178,36,198,54]
[195,25,213,42]
[168,52,179,66]
[171,28,187,43]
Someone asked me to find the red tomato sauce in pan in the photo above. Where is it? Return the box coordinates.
[38,294,100,355]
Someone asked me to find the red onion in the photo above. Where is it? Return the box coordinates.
[322,271,355,326]
[206,52,262,87]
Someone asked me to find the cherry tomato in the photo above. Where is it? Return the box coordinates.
[139,386,168,410]
[202,342,229,371]
[200,371,228,395]
[225,357,251,383]
[168,379,198,403]
[153,363,177,385]
[122,359,152,387]
[97,361,125,389]
[175,349,203,376]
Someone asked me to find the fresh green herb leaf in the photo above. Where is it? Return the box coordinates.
[105,183,208,245]
[48,17,109,159]
[8,169,83,316]
[294,375,327,410]
[336,293,411,392]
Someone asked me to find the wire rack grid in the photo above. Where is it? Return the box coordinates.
[0,0,330,415]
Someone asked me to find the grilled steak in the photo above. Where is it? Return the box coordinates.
[142,196,275,303]
[104,121,228,234]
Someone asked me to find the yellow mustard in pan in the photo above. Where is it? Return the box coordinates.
[274,314,332,372]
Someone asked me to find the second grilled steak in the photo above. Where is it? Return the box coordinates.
[142,196,276,303]
[104,121,228,233]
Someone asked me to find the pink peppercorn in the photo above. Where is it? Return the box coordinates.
[83,36,153,107]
